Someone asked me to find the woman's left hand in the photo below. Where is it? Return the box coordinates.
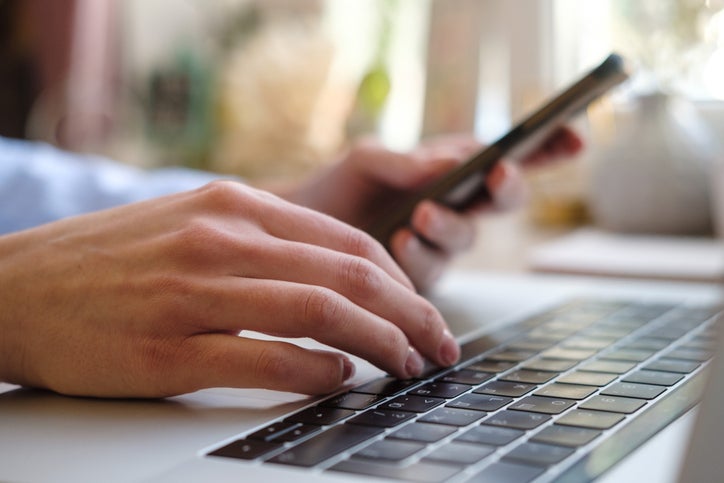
[283,128,583,291]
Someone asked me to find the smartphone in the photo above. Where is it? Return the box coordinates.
[367,53,630,246]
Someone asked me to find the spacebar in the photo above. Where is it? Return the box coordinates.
[268,424,383,467]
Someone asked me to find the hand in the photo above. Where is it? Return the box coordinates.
[285,128,583,290]
[0,181,459,398]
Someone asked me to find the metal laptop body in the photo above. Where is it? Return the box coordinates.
[0,272,721,483]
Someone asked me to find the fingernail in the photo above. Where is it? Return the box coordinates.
[342,358,355,380]
[439,330,460,366]
[404,347,424,378]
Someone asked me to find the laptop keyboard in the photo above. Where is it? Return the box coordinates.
[207,299,722,482]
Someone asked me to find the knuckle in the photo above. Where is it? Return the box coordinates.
[302,287,347,330]
[197,180,244,211]
[171,217,243,266]
[253,345,294,383]
[418,300,443,341]
[341,257,381,298]
[378,327,409,365]
[343,228,380,260]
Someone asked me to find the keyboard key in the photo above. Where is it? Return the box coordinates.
[274,424,322,443]
[465,360,515,373]
[682,338,718,351]
[666,348,714,362]
[503,442,575,467]
[600,382,666,400]
[466,461,545,483]
[409,382,471,399]
[625,337,671,351]
[286,406,354,426]
[540,347,597,361]
[439,370,494,385]
[556,409,624,430]
[499,370,556,384]
[419,407,486,427]
[380,395,446,413]
[457,425,524,447]
[602,349,656,362]
[209,439,282,461]
[389,422,458,443]
[531,425,601,447]
[348,409,416,428]
[526,328,570,342]
[483,410,551,430]
[650,326,689,339]
[270,424,383,467]
[506,339,556,352]
[417,361,449,380]
[583,327,633,339]
[354,439,425,461]
[475,381,536,397]
[557,371,618,387]
[353,377,417,396]
[424,441,496,465]
[487,350,536,362]
[522,358,577,372]
[446,393,512,412]
[579,395,646,414]
[534,383,597,400]
[508,396,575,415]
[248,421,302,442]
[330,459,461,483]
[602,317,649,329]
[623,370,683,386]
[321,392,383,410]
[579,360,636,374]
[645,358,700,374]
[562,337,615,350]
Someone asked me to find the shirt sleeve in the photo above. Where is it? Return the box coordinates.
[0,137,226,234]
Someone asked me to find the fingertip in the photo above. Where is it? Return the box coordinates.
[342,356,356,381]
[404,347,425,379]
[439,330,460,367]
[390,228,415,264]
[410,200,436,236]
[391,229,446,293]
[486,162,526,210]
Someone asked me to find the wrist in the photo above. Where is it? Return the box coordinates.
[0,232,36,386]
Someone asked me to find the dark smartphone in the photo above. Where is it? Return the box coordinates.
[367,53,630,247]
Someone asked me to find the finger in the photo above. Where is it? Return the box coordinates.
[410,200,476,254]
[390,228,451,294]
[255,194,415,292]
[349,138,480,189]
[228,239,456,369]
[180,335,355,395]
[485,162,527,211]
[522,126,584,166]
[192,181,414,292]
[180,277,425,379]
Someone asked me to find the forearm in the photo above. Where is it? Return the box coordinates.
[0,137,222,234]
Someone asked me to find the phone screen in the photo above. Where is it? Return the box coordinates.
[367,53,630,246]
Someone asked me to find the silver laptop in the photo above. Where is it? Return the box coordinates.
[0,271,721,483]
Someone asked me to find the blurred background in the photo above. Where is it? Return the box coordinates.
[2,0,724,268]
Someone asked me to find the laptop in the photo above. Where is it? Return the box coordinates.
[0,270,721,483]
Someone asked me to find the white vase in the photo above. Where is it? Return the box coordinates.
[588,93,719,235]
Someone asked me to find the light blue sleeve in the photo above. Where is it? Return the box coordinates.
[0,137,226,234]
